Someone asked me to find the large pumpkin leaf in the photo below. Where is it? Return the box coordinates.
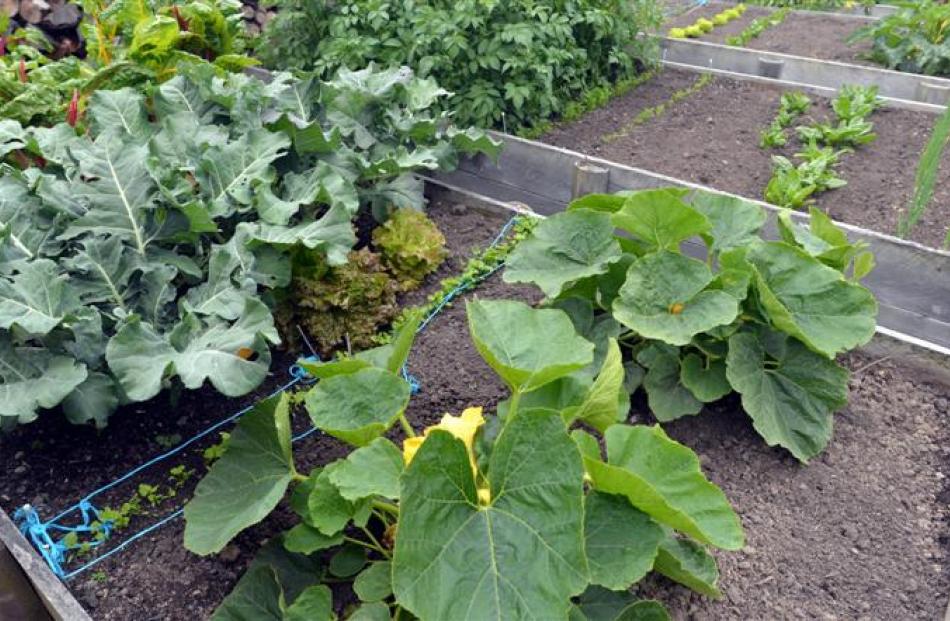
[327,437,403,501]
[393,409,588,620]
[184,393,294,555]
[572,586,640,621]
[687,191,766,253]
[611,190,710,252]
[0,259,82,335]
[746,241,877,357]
[564,338,628,432]
[211,539,328,621]
[613,252,739,346]
[726,331,849,462]
[466,298,594,394]
[503,209,621,297]
[637,345,703,422]
[613,601,671,621]
[0,336,87,426]
[353,561,393,602]
[210,564,284,621]
[679,353,731,403]
[305,367,410,447]
[284,585,333,621]
[653,533,721,599]
[584,491,663,590]
[299,464,372,536]
[583,424,743,551]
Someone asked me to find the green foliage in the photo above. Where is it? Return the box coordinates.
[379,214,539,345]
[186,290,743,619]
[744,0,865,8]
[0,64,496,429]
[849,0,950,76]
[281,248,399,355]
[256,0,661,132]
[504,188,877,461]
[0,0,250,127]
[602,73,712,143]
[516,70,658,140]
[759,91,811,148]
[185,393,295,555]
[372,208,447,291]
[764,147,848,209]
[898,104,950,240]
[796,117,876,147]
[726,8,790,46]
[671,5,745,38]
[762,85,879,209]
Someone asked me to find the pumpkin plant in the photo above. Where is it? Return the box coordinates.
[183,300,744,620]
[503,188,878,462]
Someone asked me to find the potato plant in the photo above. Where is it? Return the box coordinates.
[254,0,662,132]
[504,188,877,462]
[183,301,744,620]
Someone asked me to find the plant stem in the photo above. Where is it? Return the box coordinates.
[398,414,417,437]
[343,535,388,556]
[508,390,522,419]
[373,499,399,517]
[291,472,308,484]
[360,526,388,555]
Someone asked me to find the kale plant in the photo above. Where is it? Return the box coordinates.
[0,64,498,429]
[504,188,877,462]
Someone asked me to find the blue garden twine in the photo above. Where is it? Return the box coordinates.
[13,215,519,580]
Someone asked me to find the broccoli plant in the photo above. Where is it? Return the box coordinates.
[504,188,877,462]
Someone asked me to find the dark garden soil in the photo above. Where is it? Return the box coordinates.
[405,276,950,620]
[0,200,514,620]
[541,66,950,249]
[666,1,876,67]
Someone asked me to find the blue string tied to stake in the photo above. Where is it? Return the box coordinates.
[11,214,521,581]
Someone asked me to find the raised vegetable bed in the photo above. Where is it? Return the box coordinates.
[667,1,879,66]
[0,200,513,619]
[541,67,950,248]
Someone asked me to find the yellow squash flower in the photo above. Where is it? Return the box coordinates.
[402,407,491,505]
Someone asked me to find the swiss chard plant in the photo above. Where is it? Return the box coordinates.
[255,0,661,132]
[0,0,252,127]
[762,85,879,209]
[0,64,499,429]
[504,188,878,462]
[183,301,743,620]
